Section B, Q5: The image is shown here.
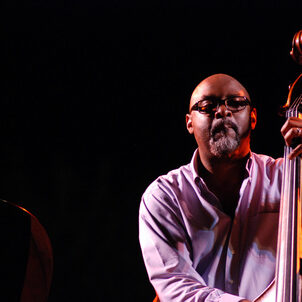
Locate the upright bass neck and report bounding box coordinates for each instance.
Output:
[276,125,302,301]
[275,30,302,302]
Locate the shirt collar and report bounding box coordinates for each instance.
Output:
[190,149,200,182]
[190,148,254,182]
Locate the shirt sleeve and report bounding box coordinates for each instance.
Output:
[139,185,245,302]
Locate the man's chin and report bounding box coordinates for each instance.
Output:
[209,137,239,158]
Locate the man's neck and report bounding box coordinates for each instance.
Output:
[197,147,250,183]
[197,149,250,217]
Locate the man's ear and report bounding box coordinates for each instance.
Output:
[250,107,257,130]
[186,114,194,134]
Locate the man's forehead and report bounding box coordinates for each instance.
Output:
[190,74,250,103]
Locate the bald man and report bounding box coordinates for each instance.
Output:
[139,74,302,301]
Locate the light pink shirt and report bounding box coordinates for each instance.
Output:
[139,150,283,301]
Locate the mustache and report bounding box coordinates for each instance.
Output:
[210,119,239,137]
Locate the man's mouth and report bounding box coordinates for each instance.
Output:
[210,120,238,139]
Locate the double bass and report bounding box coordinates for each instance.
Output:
[257,30,302,302]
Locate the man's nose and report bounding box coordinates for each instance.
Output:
[214,104,232,118]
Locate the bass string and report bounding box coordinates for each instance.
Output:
[285,93,302,301]
[289,94,302,116]
[287,93,302,119]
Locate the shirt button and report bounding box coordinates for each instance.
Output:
[231,249,236,255]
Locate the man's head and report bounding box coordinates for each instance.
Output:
[186,74,257,160]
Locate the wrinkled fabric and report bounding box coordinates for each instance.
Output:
[139,150,283,301]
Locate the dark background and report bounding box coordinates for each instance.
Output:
[2,4,302,302]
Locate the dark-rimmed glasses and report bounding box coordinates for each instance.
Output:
[190,96,251,114]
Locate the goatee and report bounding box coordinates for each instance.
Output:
[209,119,240,157]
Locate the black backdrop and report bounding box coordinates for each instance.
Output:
[2,4,302,302]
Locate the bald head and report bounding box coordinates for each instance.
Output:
[189,74,251,111]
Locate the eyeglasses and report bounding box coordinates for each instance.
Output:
[190,96,251,114]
